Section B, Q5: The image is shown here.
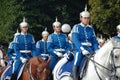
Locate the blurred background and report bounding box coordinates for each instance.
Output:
[0,0,120,49]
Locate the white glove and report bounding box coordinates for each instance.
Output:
[80,47,90,55]
[63,53,67,57]
[82,50,90,55]
[56,52,63,57]
[12,56,16,60]
[20,57,28,63]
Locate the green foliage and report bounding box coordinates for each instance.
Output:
[0,0,87,46]
[89,0,120,36]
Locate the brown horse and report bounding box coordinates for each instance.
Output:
[0,56,51,80]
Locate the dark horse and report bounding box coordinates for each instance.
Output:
[0,56,51,80]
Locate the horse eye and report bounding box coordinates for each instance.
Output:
[114,55,118,59]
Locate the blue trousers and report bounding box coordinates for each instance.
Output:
[13,53,32,75]
[74,51,84,67]
[49,56,61,71]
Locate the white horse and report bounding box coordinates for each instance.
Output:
[0,48,5,67]
[53,38,120,80]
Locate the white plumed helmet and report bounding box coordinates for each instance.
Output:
[19,17,29,27]
[80,4,90,18]
[14,28,20,36]
[61,24,71,33]
[42,28,49,37]
[116,24,120,30]
[52,17,61,27]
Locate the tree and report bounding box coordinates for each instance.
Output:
[0,0,21,45]
[89,0,120,37]
[0,0,87,46]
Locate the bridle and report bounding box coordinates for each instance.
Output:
[86,47,120,80]
[26,61,48,80]
[110,47,120,79]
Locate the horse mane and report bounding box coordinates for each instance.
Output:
[94,40,113,65]
[37,57,51,67]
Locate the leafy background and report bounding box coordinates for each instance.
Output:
[0,0,119,50]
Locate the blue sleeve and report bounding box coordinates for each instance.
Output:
[13,36,21,59]
[31,36,37,57]
[47,35,55,56]
[72,25,82,52]
[36,41,41,56]
[8,48,13,60]
[14,43,21,59]
[64,35,72,53]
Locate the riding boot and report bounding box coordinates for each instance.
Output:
[73,65,79,80]
[48,71,53,80]
[11,74,17,80]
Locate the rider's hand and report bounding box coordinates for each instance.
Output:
[20,57,28,63]
[80,47,90,55]
[56,52,63,57]
[82,50,90,55]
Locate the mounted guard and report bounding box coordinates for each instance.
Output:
[71,5,99,80]
[36,28,49,61]
[11,17,36,80]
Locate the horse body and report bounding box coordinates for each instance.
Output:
[0,57,50,80]
[82,41,113,80]
[54,40,120,80]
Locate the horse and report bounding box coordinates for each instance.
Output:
[0,46,6,67]
[53,38,120,80]
[0,56,51,80]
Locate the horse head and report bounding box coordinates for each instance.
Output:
[96,38,120,79]
[28,57,51,80]
[109,38,120,79]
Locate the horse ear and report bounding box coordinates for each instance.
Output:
[46,58,51,65]
[37,57,44,63]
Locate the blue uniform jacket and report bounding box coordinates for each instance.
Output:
[72,23,99,54]
[13,33,36,59]
[8,41,16,60]
[47,32,71,57]
[36,39,48,56]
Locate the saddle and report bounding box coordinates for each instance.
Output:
[1,63,25,80]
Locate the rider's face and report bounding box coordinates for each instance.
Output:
[53,26,61,33]
[20,26,28,33]
[80,17,90,25]
[42,36,48,41]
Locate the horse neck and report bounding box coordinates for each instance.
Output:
[0,49,3,58]
[94,41,113,67]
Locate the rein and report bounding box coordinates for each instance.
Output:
[85,54,112,80]
[86,47,120,80]
[27,63,35,80]
[110,47,120,79]
[26,60,48,80]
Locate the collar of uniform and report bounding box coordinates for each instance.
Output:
[21,32,27,35]
[69,40,72,43]
[42,39,46,42]
[80,23,89,27]
[54,32,60,35]
[118,35,120,37]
